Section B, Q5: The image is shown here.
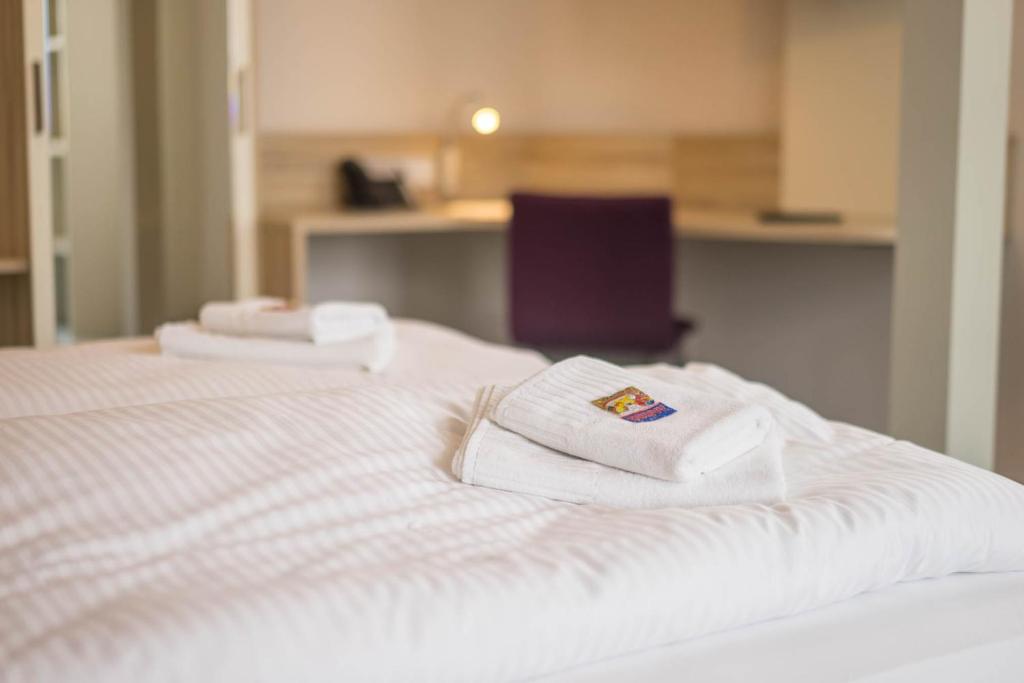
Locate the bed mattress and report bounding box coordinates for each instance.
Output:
[2,331,1023,682]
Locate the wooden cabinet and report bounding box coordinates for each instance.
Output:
[0,1,56,347]
[2,0,257,346]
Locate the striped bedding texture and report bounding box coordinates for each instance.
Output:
[0,319,548,419]
[2,345,1024,681]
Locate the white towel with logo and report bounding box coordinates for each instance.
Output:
[199,298,389,345]
[454,385,786,508]
[156,321,395,373]
[491,355,774,481]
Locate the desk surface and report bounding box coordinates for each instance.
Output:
[292,199,897,247]
[265,200,896,301]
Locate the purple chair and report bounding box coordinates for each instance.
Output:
[509,193,694,353]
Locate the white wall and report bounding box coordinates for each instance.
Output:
[781,0,903,215]
[256,0,783,134]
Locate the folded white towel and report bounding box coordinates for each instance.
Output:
[491,356,774,481]
[156,321,395,372]
[454,386,785,508]
[199,298,389,346]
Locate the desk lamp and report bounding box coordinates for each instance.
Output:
[438,95,501,199]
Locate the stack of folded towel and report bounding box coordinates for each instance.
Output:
[156,298,395,372]
[452,355,784,509]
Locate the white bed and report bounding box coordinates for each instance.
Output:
[2,321,1023,682]
[0,319,549,419]
[546,571,1024,682]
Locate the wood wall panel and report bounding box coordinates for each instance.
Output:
[258,132,780,217]
[258,134,440,222]
[457,134,674,198]
[673,134,779,209]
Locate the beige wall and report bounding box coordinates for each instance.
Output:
[67,0,236,338]
[66,0,136,339]
[198,0,235,307]
[889,0,1013,469]
[228,0,258,299]
[256,0,783,134]
[156,0,204,322]
[996,0,1024,481]
[133,0,234,329]
[162,0,234,320]
[781,0,903,215]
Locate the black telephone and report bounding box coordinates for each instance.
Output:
[339,158,413,209]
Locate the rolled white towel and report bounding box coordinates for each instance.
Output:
[156,321,395,373]
[199,298,389,345]
[453,386,786,508]
[491,355,774,482]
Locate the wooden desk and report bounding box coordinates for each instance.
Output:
[263,199,896,301]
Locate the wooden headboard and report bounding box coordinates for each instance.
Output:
[258,132,780,220]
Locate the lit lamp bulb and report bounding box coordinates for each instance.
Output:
[470,107,501,135]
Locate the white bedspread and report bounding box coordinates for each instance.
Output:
[0,319,548,419]
[545,571,1024,682]
[3,363,1023,682]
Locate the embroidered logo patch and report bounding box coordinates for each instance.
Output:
[591,386,676,423]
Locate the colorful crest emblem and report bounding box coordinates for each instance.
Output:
[591,386,676,423]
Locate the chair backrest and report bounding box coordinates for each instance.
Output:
[509,192,675,350]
